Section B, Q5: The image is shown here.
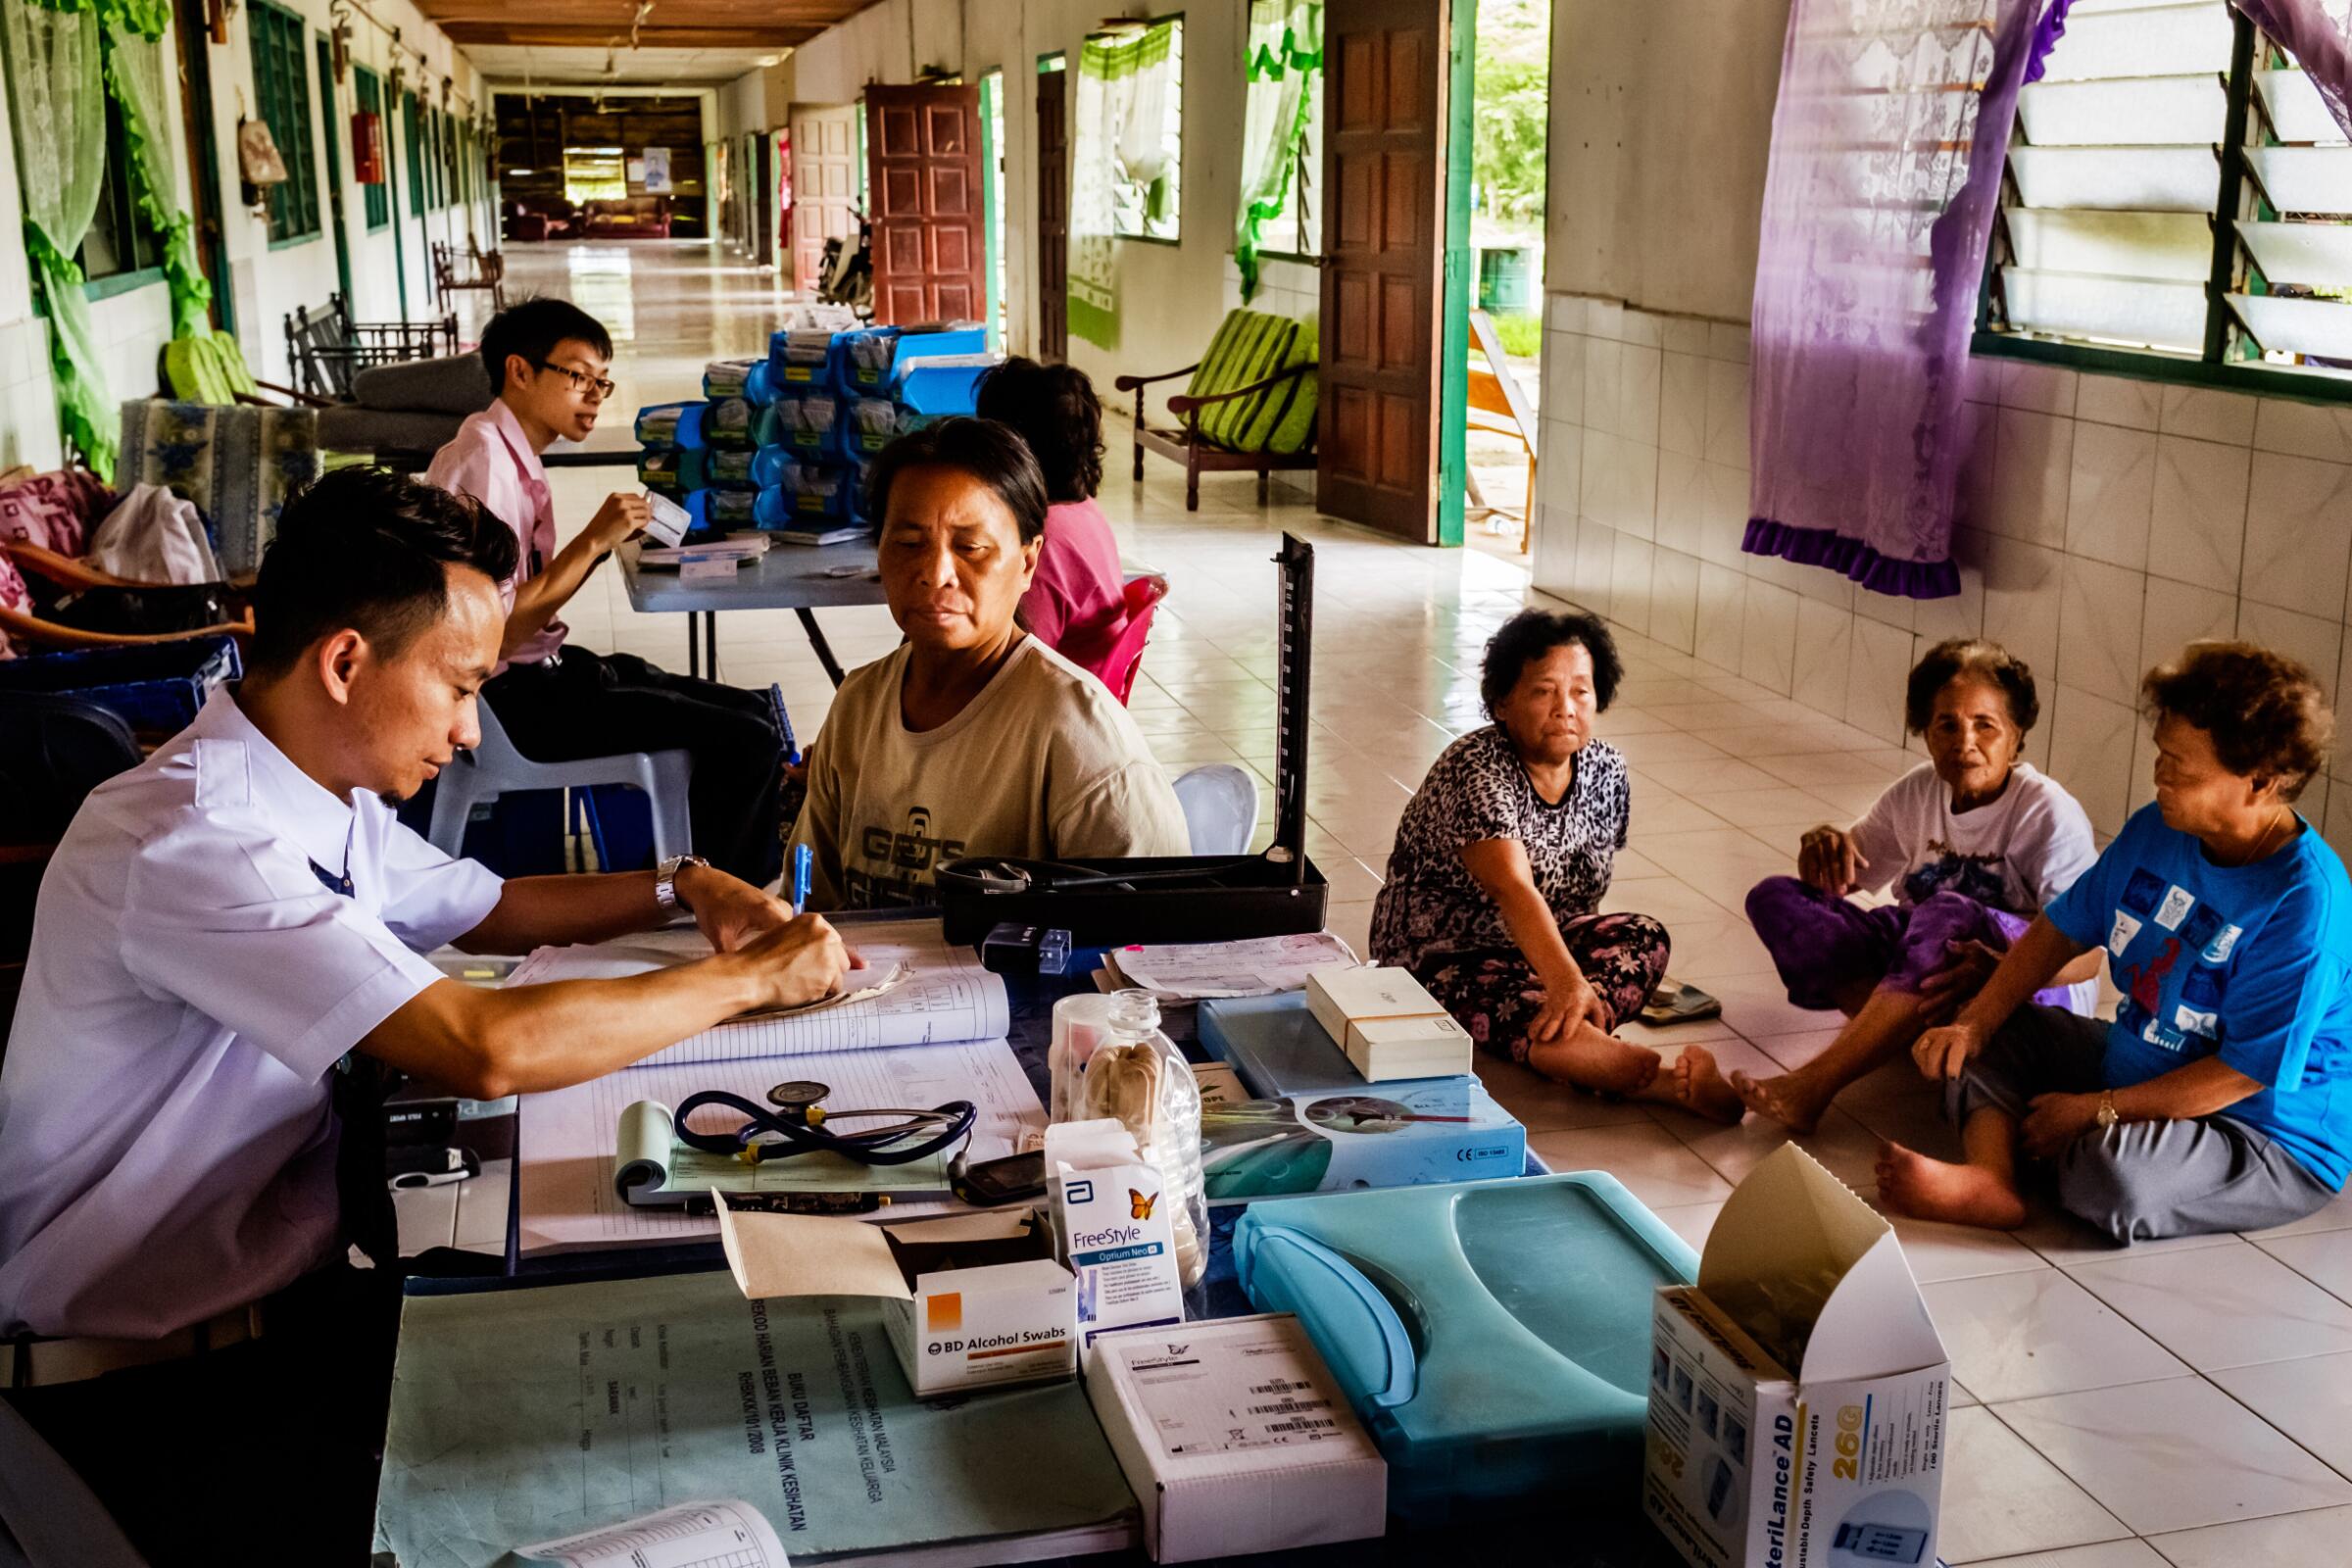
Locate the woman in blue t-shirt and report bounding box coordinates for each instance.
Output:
[1883,641,2350,1241]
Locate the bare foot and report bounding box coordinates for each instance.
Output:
[1526,1032,1662,1097]
[1731,1068,1834,1136]
[1643,1046,1746,1125]
[1874,1140,2028,1230]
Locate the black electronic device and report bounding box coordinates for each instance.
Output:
[950,1149,1048,1206]
[938,534,1328,945]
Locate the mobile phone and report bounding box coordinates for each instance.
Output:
[951,1150,1048,1206]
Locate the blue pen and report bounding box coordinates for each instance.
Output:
[791,843,813,914]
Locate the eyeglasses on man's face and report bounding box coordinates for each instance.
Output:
[535,360,615,401]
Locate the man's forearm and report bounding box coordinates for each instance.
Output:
[1959,915,2084,1033]
[456,869,665,955]
[2111,1056,2263,1123]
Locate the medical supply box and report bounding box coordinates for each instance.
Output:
[1085,1313,1387,1563]
[1200,1082,1524,1201]
[716,1200,1076,1398]
[1643,1145,1951,1568]
[1232,1172,1695,1519]
[1046,1121,1188,1361]
[1303,966,1473,1080]
[1202,990,1471,1098]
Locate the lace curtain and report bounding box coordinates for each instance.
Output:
[1234,0,1321,302]
[1070,37,1122,347]
[101,8,212,341]
[3,0,112,476]
[1744,0,2079,600]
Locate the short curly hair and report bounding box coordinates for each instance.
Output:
[1904,638,2040,735]
[2141,641,2333,800]
[1480,610,1622,720]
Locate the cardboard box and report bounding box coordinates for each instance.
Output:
[1085,1313,1387,1563]
[1642,1147,1951,1568]
[1047,1120,1188,1362]
[1303,966,1472,1081]
[716,1198,1076,1397]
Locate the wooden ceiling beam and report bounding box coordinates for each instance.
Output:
[443,24,814,48]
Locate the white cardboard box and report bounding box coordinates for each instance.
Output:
[1047,1120,1188,1364]
[716,1198,1076,1397]
[1303,965,1471,1080]
[1085,1313,1387,1563]
[1643,1146,1951,1568]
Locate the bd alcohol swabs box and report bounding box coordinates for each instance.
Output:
[1643,1146,1951,1568]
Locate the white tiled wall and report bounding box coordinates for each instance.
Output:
[1220,255,1320,323]
[1530,290,2352,860]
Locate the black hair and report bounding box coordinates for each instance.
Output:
[1480,609,1623,719]
[478,296,613,393]
[864,417,1051,545]
[1904,638,2040,735]
[973,357,1104,504]
[249,466,519,673]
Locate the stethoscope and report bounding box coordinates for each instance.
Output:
[673,1080,977,1165]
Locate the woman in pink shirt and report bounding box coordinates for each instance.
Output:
[975,358,1132,691]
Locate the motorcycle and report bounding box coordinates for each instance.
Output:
[815,205,874,317]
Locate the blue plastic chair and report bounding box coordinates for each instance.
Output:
[1171,763,1260,855]
[427,697,692,864]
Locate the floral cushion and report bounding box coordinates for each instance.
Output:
[118,400,320,577]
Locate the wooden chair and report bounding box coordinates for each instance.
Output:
[284,293,460,402]
[0,540,254,652]
[432,239,508,313]
[1115,310,1319,512]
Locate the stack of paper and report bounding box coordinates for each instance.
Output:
[1102,932,1360,1001]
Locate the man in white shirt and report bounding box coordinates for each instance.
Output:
[0,467,846,1563]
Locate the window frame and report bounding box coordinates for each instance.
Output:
[247,0,321,245]
[355,67,390,231]
[1253,48,1321,267]
[406,91,426,220]
[1107,12,1185,247]
[1974,6,2352,406]
[78,92,167,286]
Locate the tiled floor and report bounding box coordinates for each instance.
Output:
[511,240,2352,1565]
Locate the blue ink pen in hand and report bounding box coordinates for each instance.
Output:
[791,843,813,915]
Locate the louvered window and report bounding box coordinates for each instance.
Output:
[1984,0,2352,385]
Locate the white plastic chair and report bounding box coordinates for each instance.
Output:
[1172,763,1260,855]
[426,696,694,862]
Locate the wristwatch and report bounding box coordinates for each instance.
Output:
[2094,1090,2120,1130]
[654,854,710,912]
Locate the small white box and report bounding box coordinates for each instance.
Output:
[642,488,690,547]
[1085,1313,1386,1563]
[1047,1121,1187,1364]
[716,1199,1077,1398]
[1304,965,1471,1080]
[1643,1146,1952,1568]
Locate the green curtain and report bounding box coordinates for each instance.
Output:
[1233,0,1320,304]
[100,8,212,341]
[1069,36,1122,348]
[2,0,113,476]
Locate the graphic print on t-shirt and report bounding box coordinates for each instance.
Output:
[847,805,965,906]
[1900,842,2013,908]
[2111,875,2235,1058]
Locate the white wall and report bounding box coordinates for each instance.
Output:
[1527,0,2352,868]
[0,0,489,470]
[786,0,1279,422]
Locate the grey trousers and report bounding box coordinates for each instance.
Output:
[1947,1004,2338,1243]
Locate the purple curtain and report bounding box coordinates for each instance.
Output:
[1743,0,2074,601]
[2234,0,2352,135]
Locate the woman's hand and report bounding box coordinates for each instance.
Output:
[2022,1092,2103,1160]
[1532,967,1611,1044]
[1913,1020,1984,1082]
[1915,938,2004,1023]
[1798,824,1868,896]
[735,915,852,1011]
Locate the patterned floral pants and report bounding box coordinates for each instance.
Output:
[1413,911,1673,1065]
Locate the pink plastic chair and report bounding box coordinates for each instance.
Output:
[1102,573,1168,706]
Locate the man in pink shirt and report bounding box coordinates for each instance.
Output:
[974,358,1134,692]
[426,299,784,883]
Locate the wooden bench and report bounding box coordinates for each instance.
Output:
[432,239,508,312]
[1114,309,1319,511]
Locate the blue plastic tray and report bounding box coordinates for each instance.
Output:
[1201,991,1473,1099]
[1232,1173,1696,1520]
[0,634,242,734]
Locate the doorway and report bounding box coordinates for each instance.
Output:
[1034,53,1068,362]
[790,105,858,294]
[864,83,984,324]
[172,0,229,329]
[1459,0,1549,556]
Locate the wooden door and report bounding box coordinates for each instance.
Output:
[1318,0,1446,542]
[172,0,228,328]
[1035,68,1069,363]
[865,83,984,325]
[791,105,858,295]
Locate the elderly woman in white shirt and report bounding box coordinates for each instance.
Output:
[1734,639,2104,1133]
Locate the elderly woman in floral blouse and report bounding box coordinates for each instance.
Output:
[1369,610,1740,1120]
